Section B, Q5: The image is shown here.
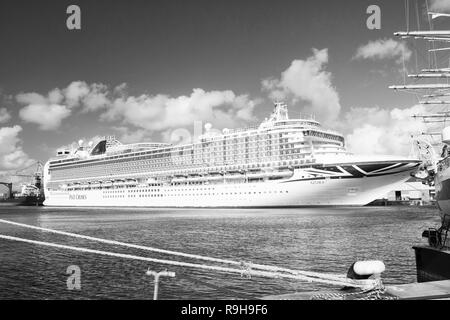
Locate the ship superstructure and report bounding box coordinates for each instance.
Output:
[43,102,419,207]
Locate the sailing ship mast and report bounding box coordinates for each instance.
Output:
[390,5,450,143]
[388,2,450,179]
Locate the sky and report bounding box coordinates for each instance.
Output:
[1,0,450,186]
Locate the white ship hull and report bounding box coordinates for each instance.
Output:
[435,163,450,220]
[43,103,420,208]
[44,165,417,207]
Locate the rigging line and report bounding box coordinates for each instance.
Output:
[416,0,421,31]
[425,0,438,69]
[409,39,434,69]
[402,0,410,86]
[415,43,419,75]
[0,234,377,289]
[403,46,407,85]
[415,0,421,73]
[0,218,344,280]
[405,0,410,32]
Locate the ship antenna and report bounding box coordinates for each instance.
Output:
[272,101,289,121]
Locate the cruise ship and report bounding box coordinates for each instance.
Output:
[43,102,420,207]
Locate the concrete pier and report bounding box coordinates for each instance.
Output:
[261,280,450,300]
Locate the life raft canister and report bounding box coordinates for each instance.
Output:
[347,260,385,280]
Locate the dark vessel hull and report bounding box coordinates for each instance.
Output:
[0,196,44,206]
[413,246,450,282]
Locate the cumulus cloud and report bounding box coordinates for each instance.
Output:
[63,81,110,111]
[16,92,49,105]
[81,84,110,112]
[19,104,71,131]
[64,81,90,107]
[354,38,412,64]
[102,88,260,132]
[0,108,11,123]
[16,90,71,130]
[112,127,153,144]
[430,0,450,12]
[0,125,33,171]
[16,81,258,133]
[344,105,427,156]
[16,81,110,130]
[261,48,341,124]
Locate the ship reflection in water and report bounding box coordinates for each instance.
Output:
[0,206,440,299]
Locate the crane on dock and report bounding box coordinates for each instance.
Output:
[13,161,44,190]
[0,161,44,201]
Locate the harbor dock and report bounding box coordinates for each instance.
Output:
[261,280,450,300]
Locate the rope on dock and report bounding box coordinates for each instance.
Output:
[0,219,349,283]
[310,287,398,300]
[0,233,380,289]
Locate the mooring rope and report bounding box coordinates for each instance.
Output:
[0,234,379,289]
[0,219,348,283]
[310,287,398,300]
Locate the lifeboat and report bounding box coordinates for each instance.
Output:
[113,180,125,187]
[204,175,223,181]
[224,172,244,180]
[246,171,268,179]
[72,182,82,190]
[186,175,203,182]
[113,179,124,186]
[90,181,101,188]
[102,181,113,188]
[125,179,137,186]
[172,176,187,183]
[267,170,294,179]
